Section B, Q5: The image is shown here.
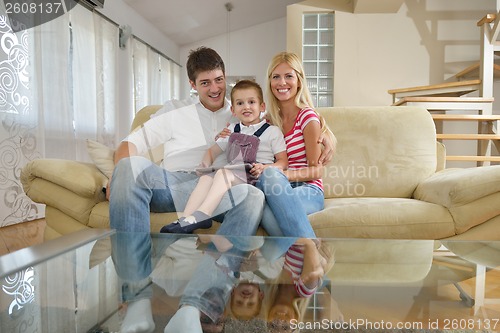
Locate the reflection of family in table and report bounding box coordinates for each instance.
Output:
[107,46,337,332]
[153,234,336,333]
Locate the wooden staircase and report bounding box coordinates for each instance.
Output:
[388,12,500,167]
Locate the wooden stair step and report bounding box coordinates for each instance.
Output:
[447,155,500,162]
[437,134,500,140]
[477,13,496,26]
[432,114,500,121]
[455,63,500,80]
[388,79,481,100]
[393,96,494,106]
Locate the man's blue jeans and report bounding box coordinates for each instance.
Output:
[109,156,264,302]
[256,167,323,261]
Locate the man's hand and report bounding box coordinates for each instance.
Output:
[105,175,111,201]
[317,132,336,165]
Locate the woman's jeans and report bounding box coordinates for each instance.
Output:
[109,156,264,302]
[256,167,324,261]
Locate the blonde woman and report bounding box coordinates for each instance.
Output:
[257,51,337,260]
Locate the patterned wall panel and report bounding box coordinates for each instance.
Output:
[0,15,43,227]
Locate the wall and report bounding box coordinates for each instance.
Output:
[289,0,498,167]
[183,1,499,167]
[179,18,288,99]
[288,0,496,106]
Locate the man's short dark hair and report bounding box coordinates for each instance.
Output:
[186,47,225,83]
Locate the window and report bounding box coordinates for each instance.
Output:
[132,38,181,113]
[0,4,181,227]
[303,13,334,107]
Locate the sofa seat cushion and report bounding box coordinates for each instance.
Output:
[439,240,500,268]
[89,202,268,235]
[309,197,455,239]
[89,201,180,232]
[45,206,89,238]
[25,178,100,224]
[329,239,434,283]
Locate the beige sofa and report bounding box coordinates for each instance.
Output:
[21,105,500,242]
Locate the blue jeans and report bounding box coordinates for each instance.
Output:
[255,167,324,261]
[109,156,264,302]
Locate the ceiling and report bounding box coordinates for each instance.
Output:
[120,0,405,46]
[122,0,302,46]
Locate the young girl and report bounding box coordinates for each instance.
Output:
[257,51,337,260]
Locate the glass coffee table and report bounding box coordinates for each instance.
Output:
[0,229,499,333]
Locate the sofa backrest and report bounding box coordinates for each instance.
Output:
[318,106,437,199]
[133,105,438,199]
[131,105,164,164]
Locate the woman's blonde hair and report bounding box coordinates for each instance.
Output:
[262,282,310,332]
[266,52,336,156]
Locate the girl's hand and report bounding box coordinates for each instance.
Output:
[215,123,231,141]
[199,160,210,168]
[196,161,212,176]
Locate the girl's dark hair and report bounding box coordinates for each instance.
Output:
[186,46,225,83]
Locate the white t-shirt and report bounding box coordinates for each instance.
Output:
[125,98,235,171]
[216,120,286,164]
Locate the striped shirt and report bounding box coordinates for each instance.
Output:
[284,244,319,298]
[284,108,323,190]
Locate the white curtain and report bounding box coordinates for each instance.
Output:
[30,6,119,161]
[71,6,118,158]
[132,38,148,112]
[1,4,180,226]
[32,12,73,159]
[133,38,181,112]
[172,61,180,100]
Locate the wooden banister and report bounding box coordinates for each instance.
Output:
[477,13,496,26]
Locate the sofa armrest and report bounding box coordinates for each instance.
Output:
[22,159,108,198]
[21,159,108,223]
[413,165,500,207]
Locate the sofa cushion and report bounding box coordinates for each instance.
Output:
[329,239,434,283]
[450,192,500,234]
[23,177,102,223]
[309,197,455,239]
[318,106,437,199]
[89,201,180,232]
[86,139,115,179]
[45,206,89,239]
[440,240,500,268]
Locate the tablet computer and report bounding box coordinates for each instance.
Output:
[195,163,252,174]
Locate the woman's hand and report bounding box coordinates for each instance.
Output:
[215,123,231,141]
[249,163,266,179]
